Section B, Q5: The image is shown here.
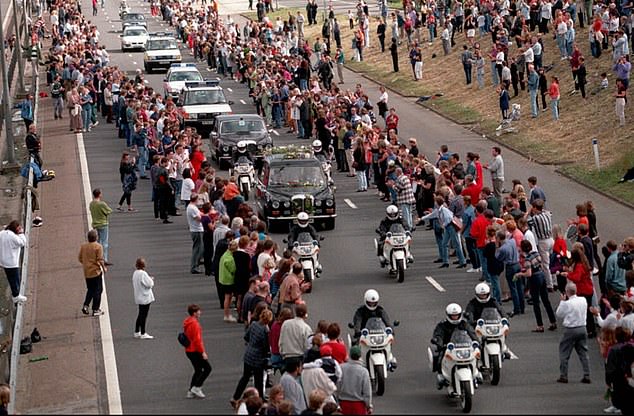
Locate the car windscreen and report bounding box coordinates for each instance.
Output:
[184,89,227,105]
[123,14,144,21]
[269,165,326,189]
[220,119,265,134]
[124,29,146,36]
[146,39,177,50]
[169,71,202,82]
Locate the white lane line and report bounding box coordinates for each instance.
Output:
[239,99,246,105]
[226,87,233,92]
[425,276,446,292]
[128,53,132,57]
[132,61,137,65]
[76,133,123,414]
[508,349,519,360]
[344,198,357,209]
[272,129,279,136]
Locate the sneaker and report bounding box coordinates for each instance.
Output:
[12,295,27,303]
[604,405,622,414]
[139,333,154,339]
[186,390,195,399]
[116,206,125,212]
[92,309,105,316]
[134,332,141,338]
[580,376,591,384]
[466,267,478,273]
[190,386,205,398]
[82,306,90,315]
[224,315,237,323]
[92,121,99,127]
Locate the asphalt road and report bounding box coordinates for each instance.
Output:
[80,0,619,413]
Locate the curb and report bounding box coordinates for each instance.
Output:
[554,168,634,211]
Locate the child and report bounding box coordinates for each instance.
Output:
[601,72,608,89]
[318,345,342,384]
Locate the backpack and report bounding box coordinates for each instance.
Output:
[618,252,634,271]
[177,330,190,347]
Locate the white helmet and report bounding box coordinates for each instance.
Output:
[475,283,491,303]
[386,205,399,220]
[445,303,463,325]
[364,289,379,310]
[297,212,310,228]
[237,140,247,153]
[312,139,322,153]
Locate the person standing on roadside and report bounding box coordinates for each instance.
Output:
[390,38,399,72]
[187,194,204,275]
[89,189,113,266]
[0,221,27,304]
[549,76,561,121]
[338,345,372,415]
[483,146,505,201]
[78,229,106,317]
[555,282,591,384]
[19,94,34,129]
[183,304,212,399]
[132,257,155,339]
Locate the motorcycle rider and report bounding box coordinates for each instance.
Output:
[464,283,507,326]
[352,289,397,370]
[232,140,254,166]
[430,303,480,389]
[312,139,328,159]
[376,205,412,267]
[287,212,322,274]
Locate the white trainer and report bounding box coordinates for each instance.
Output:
[186,390,195,399]
[466,267,477,273]
[134,332,141,338]
[12,295,27,304]
[139,333,154,339]
[224,315,237,323]
[190,386,205,398]
[603,406,622,414]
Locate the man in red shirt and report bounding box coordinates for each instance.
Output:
[462,174,481,205]
[470,202,494,282]
[385,107,399,134]
[321,322,348,364]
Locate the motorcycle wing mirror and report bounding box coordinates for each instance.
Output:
[319,236,324,241]
[347,322,354,329]
[282,239,288,244]
[393,320,400,327]
[228,100,235,105]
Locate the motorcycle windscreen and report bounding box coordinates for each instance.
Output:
[297,232,314,244]
[450,330,473,348]
[366,317,387,333]
[481,308,502,324]
[236,156,252,165]
[389,223,406,234]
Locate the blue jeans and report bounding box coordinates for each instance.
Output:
[82,106,91,130]
[428,24,435,42]
[557,34,567,57]
[441,225,466,265]
[356,170,367,191]
[550,98,559,120]
[296,119,304,138]
[529,89,538,116]
[96,226,109,262]
[137,146,148,177]
[3,267,21,297]
[490,61,499,85]
[400,203,413,231]
[463,64,472,84]
[299,78,308,91]
[505,263,525,314]
[433,220,444,260]
[487,273,502,304]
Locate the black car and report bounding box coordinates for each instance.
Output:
[255,151,336,231]
[121,13,147,30]
[210,114,273,170]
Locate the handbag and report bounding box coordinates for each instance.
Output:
[451,216,463,231]
[177,330,190,347]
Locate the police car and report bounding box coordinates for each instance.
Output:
[120,25,148,51]
[143,33,181,73]
[178,79,233,133]
[163,63,203,101]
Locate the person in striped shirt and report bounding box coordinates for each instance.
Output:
[527,199,554,289]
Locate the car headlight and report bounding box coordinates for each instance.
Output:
[315,200,322,207]
[271,201,280,209]
[222,145,229,153]
[283,201,291,208]
[325,199,334,207]
[189,113,198,119]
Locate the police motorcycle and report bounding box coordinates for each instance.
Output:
[375,207,413,283]
[230,141,256,201]
[283,212,323,289]
[119,0,130,18]
[475,307,509,386]
[428,304,481,413]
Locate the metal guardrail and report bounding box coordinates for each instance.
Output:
[8,67,38,414]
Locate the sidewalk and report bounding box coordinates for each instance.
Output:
[15,84,103,413]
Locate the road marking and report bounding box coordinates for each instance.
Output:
[272,129,279,136]
[425,276,446,292]
[132,61,137,65]
[239,99,246,105]
[226,87,232,92]
[344,198,357,209]
[76,132,123,414]
[508,349,519,359]
[128,53,132,57]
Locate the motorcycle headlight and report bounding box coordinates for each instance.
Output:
[325,199,334,207]
[476,319,485,328]
[283,201,291,208]
[271,201,280,209]
[486,326,500,335]
[370,335,385,345]
[456,349,471,360]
